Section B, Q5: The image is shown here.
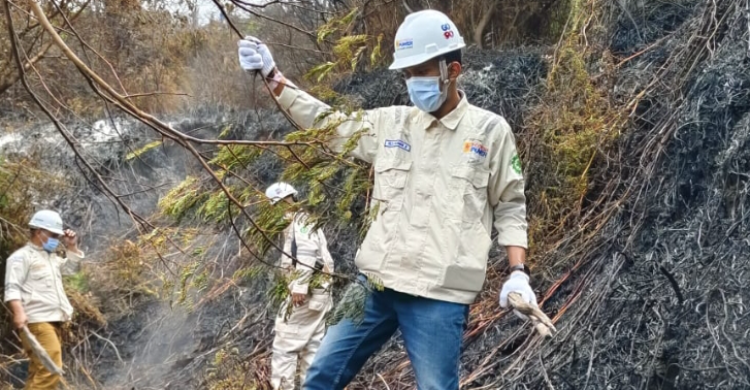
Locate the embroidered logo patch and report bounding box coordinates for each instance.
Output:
[511,154,523,174]
[384,139,411,152]
[463,141,487,158]
[396,39,413,50]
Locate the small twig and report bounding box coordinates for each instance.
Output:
[124,91,192,98]
[88,330,124,364]
[539,349,556,390]
[508,292,557,337]
[377,373,392,390]
[658,265,685,305]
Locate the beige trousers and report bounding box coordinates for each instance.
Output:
[20,322,63,390]
[271,292,331,390]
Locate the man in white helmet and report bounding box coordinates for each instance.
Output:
[265,182,335,390]
[239,10,536,389]
[4,210,83,389]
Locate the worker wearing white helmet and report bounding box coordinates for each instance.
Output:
[264,182,335,390]
[239,10,535,390]
[4,210,84,389]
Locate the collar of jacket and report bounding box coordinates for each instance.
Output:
[416,90,469,131]
[26,242,46,253]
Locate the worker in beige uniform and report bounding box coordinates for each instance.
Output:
[4,210,83,390]
[240,10,537,390]
[265,182,335,390]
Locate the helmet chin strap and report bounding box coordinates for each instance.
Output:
[439,59,451,86]
[435,59,451,108]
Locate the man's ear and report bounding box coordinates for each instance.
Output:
[448,62,462,81]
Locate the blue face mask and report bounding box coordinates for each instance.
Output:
[406,76,448,113]
[43,237,59,253]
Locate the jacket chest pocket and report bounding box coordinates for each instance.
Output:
[374,159,412,211]
[29,263,53,288]
[451,164,490,222]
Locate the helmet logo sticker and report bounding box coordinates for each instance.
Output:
[441,23,454,39]
[396,38,413,50]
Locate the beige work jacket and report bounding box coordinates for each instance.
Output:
[280,212,335,297]
[277,87,527,304]
[4,243,83,323]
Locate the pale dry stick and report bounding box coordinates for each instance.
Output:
[377,373,392,390]
[507,292,557,337]
[88,330,124,364]
[20,326,65,376]
[539,349,556,390]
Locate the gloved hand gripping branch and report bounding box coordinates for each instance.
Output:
[499,271,556,337]
[499,270,538,319]
[237,36,285,89]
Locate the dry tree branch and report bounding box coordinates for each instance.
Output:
[4,1,192,276]
[17,0,351,281]
[20,326,64,376]
[0,0,89,86]
[226,0,318,40]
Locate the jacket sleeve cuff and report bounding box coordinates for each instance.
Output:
[497,227,528,249]
[4,289,21,302]
[277,84,299,111]
[66,248,85,259]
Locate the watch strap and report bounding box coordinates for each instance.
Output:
[510,264,530,276]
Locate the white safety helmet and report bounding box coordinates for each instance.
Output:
[389,10,466,70]
[28,209,64,235]
[265,182,298,205]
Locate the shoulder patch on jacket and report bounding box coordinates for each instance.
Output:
[511,154,523,174]
[7,248,28,263]
[9,254,24,263]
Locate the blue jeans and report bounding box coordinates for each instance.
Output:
[303,279,469,390]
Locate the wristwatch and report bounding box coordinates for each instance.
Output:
[510,264,530,276]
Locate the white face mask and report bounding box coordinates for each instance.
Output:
[405,60,451,113]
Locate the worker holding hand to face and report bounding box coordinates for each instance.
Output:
[4,210,83,390]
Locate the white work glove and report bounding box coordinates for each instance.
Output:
[237,36,276,77]
[499,270,538,320]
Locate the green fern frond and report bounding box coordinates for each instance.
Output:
[371,33,383,66]
[126,140,162,161]
[339,7,359,26]
[328,280,368,326]
[305,62,337,82]
[158,176,208,219]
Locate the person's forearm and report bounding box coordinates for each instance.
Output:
[267,68,285,97]
[506,246,526,268]
[8,300,24,317]
[67,246,83,257]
